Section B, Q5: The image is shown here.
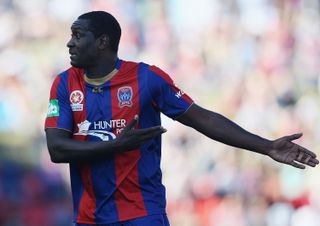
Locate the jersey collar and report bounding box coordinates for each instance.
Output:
[84,58,122,86]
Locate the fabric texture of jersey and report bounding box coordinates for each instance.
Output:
[45,59,193,224]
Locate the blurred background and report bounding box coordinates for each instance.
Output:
[0,0,320,225]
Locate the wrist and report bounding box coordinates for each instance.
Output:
[104,139,121,154]
[260,139,274,155]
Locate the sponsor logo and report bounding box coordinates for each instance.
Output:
[93,119,126,130]
[117,86,133,108]
[47,99,59,117]
[174,83,185,98]
[70,90,84,111]
[74,119,127,141]
[175,90,185,98]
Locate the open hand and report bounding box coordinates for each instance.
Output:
[116,115,167,152]
[268,133,319,169]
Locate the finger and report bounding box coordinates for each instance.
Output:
[304,159,318,167]
[146,127,167,137]
[285,133,303,141]
[130,129,166,148]
[306,161,318,167]
[140,128,167,139]
[296,152,304,162]
[295,152,319,167]
[310,158,320,165]
[298,146,317,158]
[302,156,319,165]
[303,155,311,164]
[122,115,139,134]
[135,127,167,141]
[290,161,306,169]
[136,126,167,135]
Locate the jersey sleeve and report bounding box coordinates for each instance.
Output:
[44,74,73,131]
[147,65,194,119]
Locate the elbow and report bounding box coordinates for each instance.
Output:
[49,154,64,163]
[47,142,66,163]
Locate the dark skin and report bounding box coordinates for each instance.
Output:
[46,18,319,169]
[47,19,167,163]
[46,116,166,163]
[67,19,117,78]
[177,105,318,169]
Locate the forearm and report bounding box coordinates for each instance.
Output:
[178,105,273,155]
[47,137,120,163]
[199,112,272,154]
[45,122,166,164]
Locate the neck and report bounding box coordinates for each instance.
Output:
[84,68,118,85]
[85,54,118,79]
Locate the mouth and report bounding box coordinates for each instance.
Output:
[69,53,77,61]
[69,49,77,56]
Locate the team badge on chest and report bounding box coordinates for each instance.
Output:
[70,90,84,111]
[117,86,133,108]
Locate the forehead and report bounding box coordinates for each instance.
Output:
[70,19,90,31]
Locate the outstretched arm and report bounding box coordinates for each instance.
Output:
[177,104,319,169]
[46,116,166,163]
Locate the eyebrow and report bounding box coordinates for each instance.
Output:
[71,26,86,31]
[71,22,89,31]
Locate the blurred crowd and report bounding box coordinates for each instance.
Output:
[0,0,320,225]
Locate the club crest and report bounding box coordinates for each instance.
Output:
[117,86,133,108]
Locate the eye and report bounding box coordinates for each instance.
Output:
[71,32,82,39]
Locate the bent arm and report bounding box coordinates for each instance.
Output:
[46,116,167,163]
[45,128,120,163]
[177,104,273,154]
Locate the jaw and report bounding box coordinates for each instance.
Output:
[70,57,98,70]
[69,54,87,68]
[69,54,77,64]
[69,57,81,68]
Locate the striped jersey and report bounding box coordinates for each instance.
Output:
[45,59,193,224]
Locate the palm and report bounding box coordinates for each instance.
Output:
[268,133,318,169]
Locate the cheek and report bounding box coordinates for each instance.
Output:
[81,43,97,58]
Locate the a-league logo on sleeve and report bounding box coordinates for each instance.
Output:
[47,99,59,117]
[117,86,133,108]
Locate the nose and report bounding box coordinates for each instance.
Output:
[67,37,74,48]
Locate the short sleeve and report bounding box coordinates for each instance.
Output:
[44,73,73,131]
[147,65,193,119]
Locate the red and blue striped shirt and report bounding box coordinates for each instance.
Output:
[45,59,193,224]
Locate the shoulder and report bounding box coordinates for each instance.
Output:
[119,60,139,73]
[145,64,173,84]
[50,67,81,88]
[138,61,171,79]
[52,67,84,87]
[148,65,169,78]
[119,59,171,81]
[57,67,83,79]
[119,59,163,74]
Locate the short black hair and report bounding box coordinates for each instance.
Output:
[78,11,121,52]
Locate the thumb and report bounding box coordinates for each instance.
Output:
[285,133,303,141]
[122,115,139,134]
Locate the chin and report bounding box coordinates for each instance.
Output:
[70,61,84,68]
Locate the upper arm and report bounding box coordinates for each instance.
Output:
[46,128,72,147]
[45,128,72,161]
[44,73,73,131]
[176,103,207,128]
[147,65,194,119]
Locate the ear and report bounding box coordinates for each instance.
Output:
[97,34,110,50]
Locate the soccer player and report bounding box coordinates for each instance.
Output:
[45,11,319,226]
